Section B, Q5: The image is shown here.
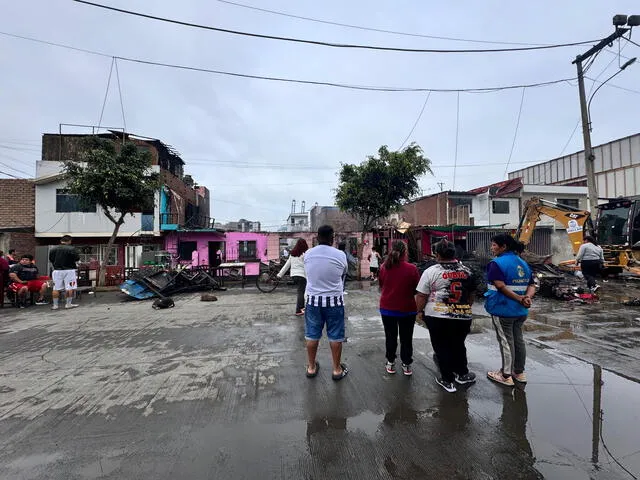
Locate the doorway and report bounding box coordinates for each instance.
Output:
[209,241,225,267]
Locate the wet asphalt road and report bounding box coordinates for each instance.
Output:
[0,283,639,479]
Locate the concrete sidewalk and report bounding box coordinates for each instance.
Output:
[0,287,639,479]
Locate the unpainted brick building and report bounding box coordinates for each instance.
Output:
[0,179,36,256]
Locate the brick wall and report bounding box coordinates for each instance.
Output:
[401,193,449,225]
[0,232,36,257]
[0,179,35,228]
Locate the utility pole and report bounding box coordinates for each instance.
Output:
[573,24,630,216]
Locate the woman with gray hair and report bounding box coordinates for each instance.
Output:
[416,240,478,393]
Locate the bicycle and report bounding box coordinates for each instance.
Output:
[256,260,282,293]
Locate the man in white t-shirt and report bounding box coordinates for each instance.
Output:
[303,225,349,381]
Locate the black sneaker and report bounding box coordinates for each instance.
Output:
[435,377,457,393]
[454,372,477,384]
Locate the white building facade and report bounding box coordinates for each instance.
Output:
[34,161,161,239]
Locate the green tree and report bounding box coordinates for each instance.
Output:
[63,138,161,286]
[335,143,432,273]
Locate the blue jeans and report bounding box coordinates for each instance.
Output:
[305,304,345,342]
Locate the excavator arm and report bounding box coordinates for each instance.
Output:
[515,197,591,255]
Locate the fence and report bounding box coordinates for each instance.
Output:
[467,228,552,262]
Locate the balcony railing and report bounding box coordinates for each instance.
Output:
[160,213,216,230]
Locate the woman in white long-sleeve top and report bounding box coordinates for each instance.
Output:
[278,238,309,316]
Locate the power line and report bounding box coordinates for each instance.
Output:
[189,158,545,170]
[0,143,40,153]
[0,170,21,179]
[624,37,640,49]
[559,41,631,158]
[398,91,431,149]
[73,0,597,54]
[215,0,554,47]
[0,31,111,57]
[452,91,460,190]
[114,58,127,133]
[98,57,115,130]
[0,155,35,177]
[503,87,526,178]
[116,55,576,93]
[0,30,587,94]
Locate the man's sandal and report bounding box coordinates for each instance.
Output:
[331,364,349,381]
[306,361,319,378]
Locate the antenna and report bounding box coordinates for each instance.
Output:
[437,182,445,192]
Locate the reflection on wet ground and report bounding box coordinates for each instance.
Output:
[1,288,640,479]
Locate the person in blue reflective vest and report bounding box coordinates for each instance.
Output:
[484,234,536,387]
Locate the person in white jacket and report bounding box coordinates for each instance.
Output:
[278,238,309,315]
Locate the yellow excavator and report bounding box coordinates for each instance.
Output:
[515,196,640,275]
[516,197,592,256]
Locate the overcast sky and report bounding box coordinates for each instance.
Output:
[1,0,639,229]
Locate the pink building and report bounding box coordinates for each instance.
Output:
[164,230,275,275]
[164,230,374,277]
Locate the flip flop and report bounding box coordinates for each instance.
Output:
[332,364,349,381]
[306,361,319,378]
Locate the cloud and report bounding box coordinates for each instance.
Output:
[1,0,639,227]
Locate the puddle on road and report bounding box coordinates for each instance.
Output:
[470,341,640,479]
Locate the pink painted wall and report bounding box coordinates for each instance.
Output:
[164,232,226,267]
[164,230,374,277]
[224,231,269,275]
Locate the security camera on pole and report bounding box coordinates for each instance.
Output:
[573,14,639,216]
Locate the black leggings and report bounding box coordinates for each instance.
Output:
[381,314,416,365]
[293,276,307,314]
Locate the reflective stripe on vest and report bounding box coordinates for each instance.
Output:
[486,284,528,293]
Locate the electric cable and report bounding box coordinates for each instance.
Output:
[503,87,526,178]
[114,57,127,133]
[0,170,21,179]
[398,91,431,149]
[214,0,554,46]
[72,0,597,54]
[97,57,115,131]
[0,30,587,94]
[624,37,640,49]
[452,91,460,190]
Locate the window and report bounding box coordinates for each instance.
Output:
[492,200,510,214]
[55,189,96,213]
[238,240,257,260]
[76,245,117,265]
[451,197,472,214]
[178,241,197,261]
[557,198,579,210]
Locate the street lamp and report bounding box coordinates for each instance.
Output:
[572,15,638,216]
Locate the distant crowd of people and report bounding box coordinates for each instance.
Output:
[1,235,80,309]
[280,225,538,392]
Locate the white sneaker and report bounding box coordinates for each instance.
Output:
[65,304,79,309]
[51,305,59,310]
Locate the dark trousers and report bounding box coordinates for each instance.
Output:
[425,316,472,383]
[381,314,415,365]
[580,260,601,289]
[293,276,307,314]
[491,315,526,376]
